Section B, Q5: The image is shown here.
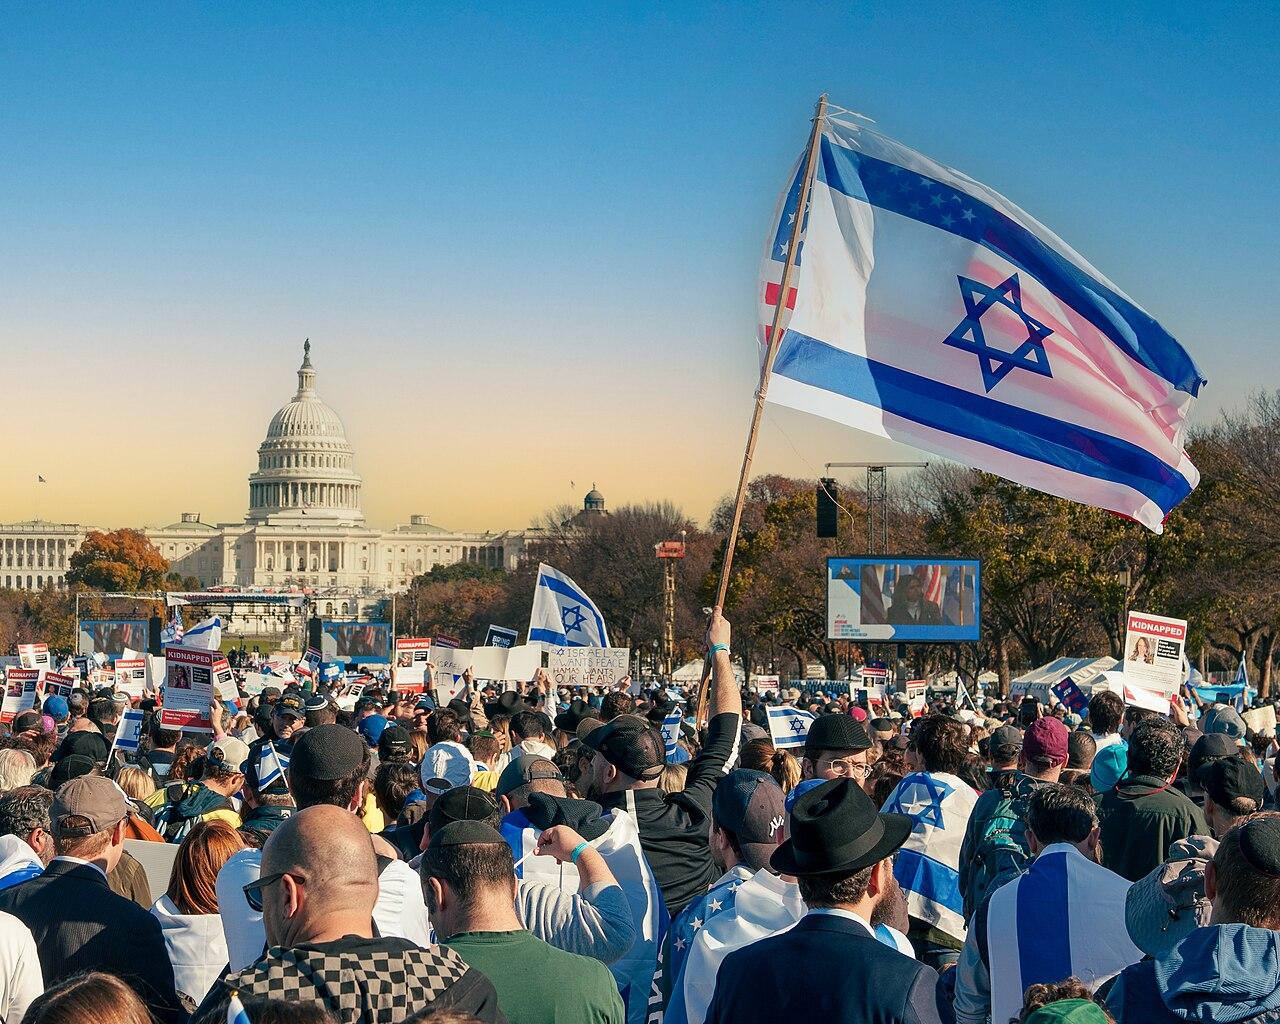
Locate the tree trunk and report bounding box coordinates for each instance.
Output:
[997,635,1011,697]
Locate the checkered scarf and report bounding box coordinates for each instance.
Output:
[223,941,471,1023]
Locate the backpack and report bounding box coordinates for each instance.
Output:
[964,778,1041,920]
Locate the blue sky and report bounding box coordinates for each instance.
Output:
[0,2,1275,529]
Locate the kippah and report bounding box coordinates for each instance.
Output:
[429,819,505,849]
[290,724,366,781]
[304,694,328,712]
[1236,817,1280,878]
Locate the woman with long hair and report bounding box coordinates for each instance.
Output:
[150,819,246,1008]
[23,972,152,1024]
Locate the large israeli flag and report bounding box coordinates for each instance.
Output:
[528,563,610,648]
[760,114,1204,532]
[182,615,222,651]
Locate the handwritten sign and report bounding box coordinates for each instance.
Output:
[548,648,630,688]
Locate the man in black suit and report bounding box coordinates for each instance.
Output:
[0,775,183,1024]
[705,778,946,1024]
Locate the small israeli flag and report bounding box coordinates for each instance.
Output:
[182,616,222,651]
[766,705,816,749]
[257,741,290,789]
[160,610,184,646]
[528,563,610,648]
[661,709,683,759]
[227,992,252,1024]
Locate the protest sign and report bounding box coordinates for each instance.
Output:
[1123,611,1188,697]
[17,643,50,672]
[469,647,510,682]
[501,645,542,683]
[434,634,461,650]
[484,625,519,648]
[433,648,474,704]
[111,709,145,754]
[903,680,927,718]
[320,662,343,684]
[547,648,630,688]
[160,646,227,732]
[71,656,89,679]
[2,669,39,724]
[751,674,781,694]
[41,671,75,700]
[296,647,322,681]
[1050,676,1089,715]
[241,673,269,697]
[1244,704,1278,737]
[114,658,147,699]
[392,637,432,694]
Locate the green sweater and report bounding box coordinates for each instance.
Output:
[445,929,624,1024]
[1096,773,1209,882]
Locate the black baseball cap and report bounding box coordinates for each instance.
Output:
[803,715,871,758]
[378,725,413,762]
[496,755,564,798]
[712,769,787,871]
[990,725,1024,760]
[428,786,498,834]
[582,715,666,781]
[1203,757,1265,810]
[273,692,305,720]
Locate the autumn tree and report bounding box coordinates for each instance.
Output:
[66,529,169,592]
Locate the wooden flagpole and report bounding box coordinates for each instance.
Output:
[695,93,829,723]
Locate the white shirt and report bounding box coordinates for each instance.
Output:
[1092,732,1122,752]
[0,911,41,1024]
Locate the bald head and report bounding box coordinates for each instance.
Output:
[263,805,378,906]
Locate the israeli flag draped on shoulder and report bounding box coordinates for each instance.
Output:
[528,563,610,648]
[760,104,1204,532]
[766,705,815,749]
[182,615,222,651]
[883,769,979,944]
[500,801,666,1024]
[984,844,1140,1024]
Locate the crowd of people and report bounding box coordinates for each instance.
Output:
[0,613,1276,1023]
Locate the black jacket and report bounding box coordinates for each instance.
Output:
[597,711,742,916]
[0,858,184,1024]
[1097,773,1208,882]
[707,914,944,1024]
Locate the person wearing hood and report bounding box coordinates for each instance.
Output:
[1108,813,1280,1023]
[150,819,245,1008]
[153,738,247,843]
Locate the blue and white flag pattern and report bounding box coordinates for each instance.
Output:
[111,709,146,753]
[227,993,252,1024]
[528,563,610,648]
[661,710,684,760]
[983,843,1140,1024]
[883,770,978,944]
[766,705,815,749]
[501,801,666,1024]
[160,610,184,646]
[760,113,1204,532]
[257,741,290,789]
[182,616,222,651]
[1234,655,1250,712]
[662,864,753,1018]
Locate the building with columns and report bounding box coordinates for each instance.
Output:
[0,343,547,596]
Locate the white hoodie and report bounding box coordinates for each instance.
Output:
[150,894,231,1006]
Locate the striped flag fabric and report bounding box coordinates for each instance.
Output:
[765,705,815,749]
[182,616,222,651]
[256,741,290,790]
[760,112,1203,532]
[227,993,252,1024]
[160,610,184,646]
[983,844,1140,1024]
[883,769,979,944]
[528,563,610,648]
[661,709,684,760]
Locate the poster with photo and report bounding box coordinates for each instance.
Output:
[2,669,39,724]
[160,646,223,732]
[17,643,50,672]
[114,658,147,699]
[1124,611,1188,697]
[392,637,433,694]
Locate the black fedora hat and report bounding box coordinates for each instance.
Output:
[770,777,912,877]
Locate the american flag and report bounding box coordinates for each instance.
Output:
[160,610,184,646]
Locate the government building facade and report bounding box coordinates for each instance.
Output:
[0,343,572,597]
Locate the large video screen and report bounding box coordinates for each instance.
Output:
[321,621,391,664]
[79,619,149,658]
[827,558,981,643]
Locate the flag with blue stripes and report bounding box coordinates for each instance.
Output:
[182,616,222,651]
[160,610,184,646]
[760,112,1204,532]
[528,563,610,648]
[1234,655,1250,712]
[661,710,684,760]
[257,741,289,789]
[883,769,979,944]
[984,844,1140,1024]
[765,705,815,749]
[111,709,145,753]
[227,992,252,1024]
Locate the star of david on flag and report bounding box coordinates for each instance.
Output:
[766,705,816,749]
[885,772,955,831]
[759,109,1205,532]
[528,563,610,648]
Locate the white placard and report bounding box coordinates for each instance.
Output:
[1124,610,1188,697]
[547,648,630,688]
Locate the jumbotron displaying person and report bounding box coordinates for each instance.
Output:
[887,575,943,626]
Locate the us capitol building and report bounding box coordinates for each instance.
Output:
[0,343,602,604]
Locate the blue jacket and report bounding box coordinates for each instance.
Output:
[705,913,945,1024]
[1108,924,1280,1023]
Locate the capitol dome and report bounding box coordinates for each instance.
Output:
[246,341,364,524]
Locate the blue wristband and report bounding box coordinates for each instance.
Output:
[709,643,730,658]
[570,841,589,864]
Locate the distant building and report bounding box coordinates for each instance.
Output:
[0,342,536,596]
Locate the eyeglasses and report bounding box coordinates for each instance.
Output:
[243,870,304,912]
[823,757,873,779]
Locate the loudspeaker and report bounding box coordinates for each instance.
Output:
[148,615,163,656]
[307,617,322,651]
[816,478,839,538]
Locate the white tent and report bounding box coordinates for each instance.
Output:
[1010,656,1118,701]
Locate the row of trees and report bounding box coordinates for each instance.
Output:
[7,392,1280,694]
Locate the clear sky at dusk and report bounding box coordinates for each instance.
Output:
[1,2,1275,532]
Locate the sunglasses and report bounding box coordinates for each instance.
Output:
[243,870,304,912]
